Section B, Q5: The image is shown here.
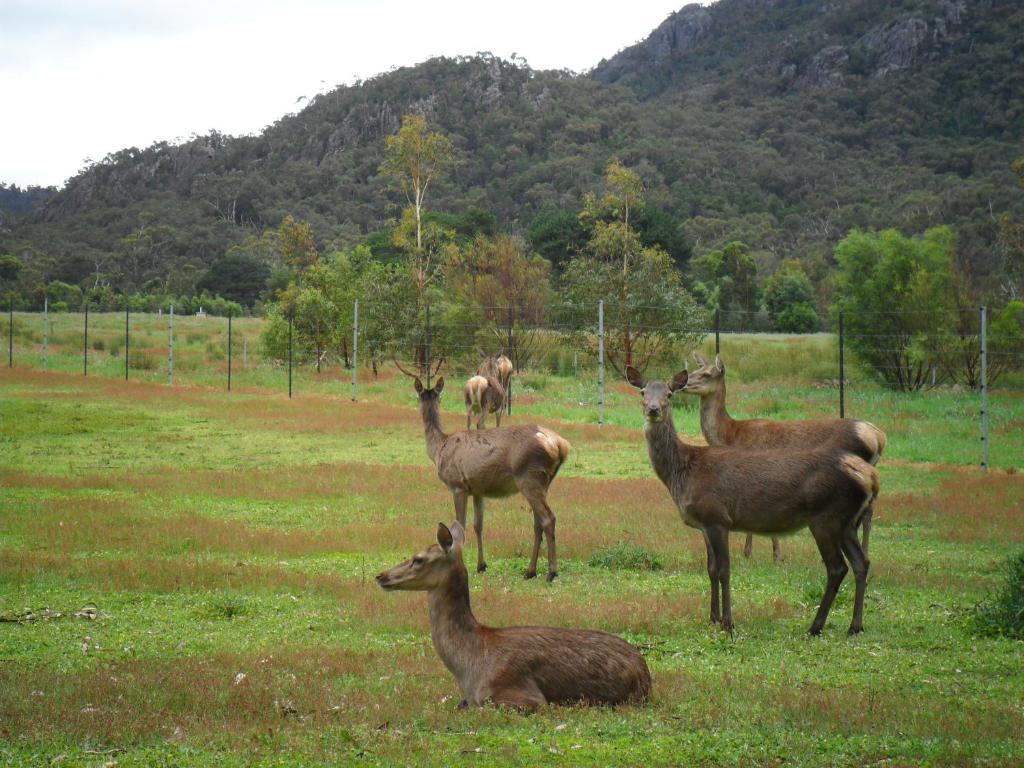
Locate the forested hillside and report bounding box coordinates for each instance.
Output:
[2,0,1022,301]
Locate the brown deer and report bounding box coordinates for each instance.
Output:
[377,521,651,710]
[464,354,506,429]
[626,366,878,635]
[412,376,569,581]
[496,352,513,393]
[684,353,886,561]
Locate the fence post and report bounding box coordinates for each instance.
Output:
[83,303,89,376]
[839,311,845,419]
[7,295,12,367]
[43,296,48,371]
[425,303,432,388]
[506,305,513,415]
[168,304,174,385]
[351,299,358,402]
[288,312,293,399]
[980,305,988,472]
[124,306,129,381]
[227,311,233,392]
[715,308,720,355]
[598,299,605,428]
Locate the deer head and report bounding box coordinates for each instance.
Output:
[376,522,466,591]
[681,352,725,395]
[625,366,688,423]
[414,376,446,402]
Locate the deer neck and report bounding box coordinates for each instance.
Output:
[427,564,483,687]
[421,401,447,464]
[644,410,694,494]
[699,383,733,446]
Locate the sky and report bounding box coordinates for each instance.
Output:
[1,0,694,189]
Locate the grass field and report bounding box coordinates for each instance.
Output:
[2,317,1023,766]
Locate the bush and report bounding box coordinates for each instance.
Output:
[588,543,663,571]
[777,302,819,333]
[129,351,156,370]
[973,549,1024,639]
[92,338,106,352]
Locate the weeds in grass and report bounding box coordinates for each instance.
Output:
[972,549,1024,639]
[588,543,663,571]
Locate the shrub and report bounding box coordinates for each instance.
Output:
[92,338,106,352]
[777,302,819,333]
[972,549,1024,639]
[129,351,156,370]
[588,543,663,571]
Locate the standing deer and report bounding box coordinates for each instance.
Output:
[412,376,569,581]
[626,366,878,635]
[377,521,651,710]
[464,354,506,429]
[684,353,886,560]
[496,353,513,410]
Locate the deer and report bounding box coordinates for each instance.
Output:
[625,366,878,635]
[496,352,513,395]
[409,375,570,581]
[377,521,651,711]
[464,354,506,429]
[683,353,886,561]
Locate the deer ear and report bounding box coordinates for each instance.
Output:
[437,523,454,552]
[434,376,445,394]
[670,369,689,392]
[715,354,724,373]
[625,365,645,389]
[414,378,424,394]
[693,351,708,367]
[448,520,466,548]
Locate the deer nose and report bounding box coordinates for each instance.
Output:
[647,406,661,417]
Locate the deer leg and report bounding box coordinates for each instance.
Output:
[772,537,782,563]
[743,533,753,558]
[466,408,472,431]
[808,522,849,636]
[472,495,487,573]
[453,489,468,530]
[840,527,870,635]
[487,682,546,712]
[859,504,873,560]
[522,486,557,581]
[703,532,720,625]
[524,510,542,580]
[495,407,502,428]
[706,526,733,631]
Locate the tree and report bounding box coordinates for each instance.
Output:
[764,260,819,332]
[197,253,271,307]
[689,241,761,325]
[115,216,176,292]
[381,114,454,254]
[0,254,22,284]
[833,227,957,391]
[997,158,1024,299]
[527,207,588,274]
[277,214,319,272]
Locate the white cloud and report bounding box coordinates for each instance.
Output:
[0,0,690,188]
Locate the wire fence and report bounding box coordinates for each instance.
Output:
[3,301,1023,470]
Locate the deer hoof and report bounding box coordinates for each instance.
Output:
[545,571,558,583]
[847,624,863,637]
[523,570,537,580]
[477,563,487,573]
[457,699,469,709]
[808,625,824,636]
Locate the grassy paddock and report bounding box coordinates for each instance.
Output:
[1,329,1023,766]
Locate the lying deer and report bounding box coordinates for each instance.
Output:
[413,376,569,581]
[626,366,878,635]
[377,521,651,710]
[464,354,506,429]
[684,353,886,561]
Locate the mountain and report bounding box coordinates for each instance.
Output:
[3,0,1022,294]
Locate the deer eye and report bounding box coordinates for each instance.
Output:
[412,557,425,565]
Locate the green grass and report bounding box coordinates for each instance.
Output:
[2,324,1023,767]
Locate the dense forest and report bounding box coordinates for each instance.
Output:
[1,0,1022,321]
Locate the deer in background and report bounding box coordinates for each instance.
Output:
[626,366,878,635]
[683,353,886,561]
[464,353,506,429]
[377,521,651,710]
[411,375,569,581]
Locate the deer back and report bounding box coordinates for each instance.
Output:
[724,417,886,465]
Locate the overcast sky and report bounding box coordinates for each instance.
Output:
[1,0,694,189]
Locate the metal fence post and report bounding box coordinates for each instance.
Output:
[288,312,293,399]
[980,305,988,471]
[7,296,12,367]
[351,299,358,402]
[715,308,721,355]
[506,305,514,415]
[43,297,48,371]
[83,303,89,376]
[227,311,233,391]
[168,304,174,385]
[839,311,845,419]
[124,305,129,381]
[425,303,432,388]
[598,299,605,427]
